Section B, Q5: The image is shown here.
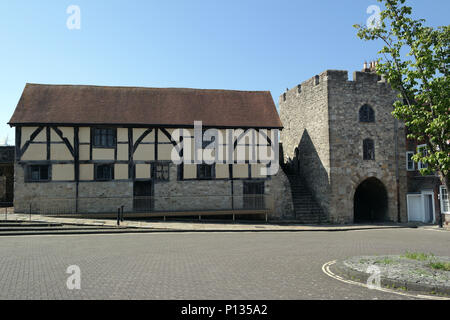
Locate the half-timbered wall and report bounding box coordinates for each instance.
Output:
[14,125,292,218]
[16,126,273,182]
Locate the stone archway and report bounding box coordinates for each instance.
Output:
[354,177,388,222]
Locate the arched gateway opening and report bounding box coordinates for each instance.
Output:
[354,177,388,222]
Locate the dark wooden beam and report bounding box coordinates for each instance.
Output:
[154,128,158,161]
[133,128,153,154]
[15,127,21,160]
[19,126,44,159]
[46,127,50,160]
[51,127,75,157]
[128,128,134,180]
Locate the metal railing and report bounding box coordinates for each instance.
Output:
[15,195,275,220]
[0,203,12,220]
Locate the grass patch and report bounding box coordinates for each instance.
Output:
[429,261,450,271]
[375,257,395,265]
[402,251,434,261]
[411,268,433,277]
[359,258,370,264]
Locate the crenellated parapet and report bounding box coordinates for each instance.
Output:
[279,69,391,104]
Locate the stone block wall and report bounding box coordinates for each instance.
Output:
[14,162,293,218]
[14,164,77,213]
[267,169,294,219]
[326,70,406,223]
[279,72,332,215]
[279,69,407,223]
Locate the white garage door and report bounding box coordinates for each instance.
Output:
[407,194,424,222]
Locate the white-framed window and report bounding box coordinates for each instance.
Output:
[406,151,415,171]
[440,186,449,214]
[417,144,428,170]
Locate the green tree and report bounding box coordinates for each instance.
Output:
[354,0,449,195]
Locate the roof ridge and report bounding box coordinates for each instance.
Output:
[25,83,270,94]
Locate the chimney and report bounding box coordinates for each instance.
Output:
[362,61,378,73]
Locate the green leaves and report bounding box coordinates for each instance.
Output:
[355,0,450,186]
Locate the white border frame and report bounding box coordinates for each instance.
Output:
[406,191,436,223]
[406,151,415,171]
[421,190,436,224]
[440,185,449,214]
[417,144,427,170]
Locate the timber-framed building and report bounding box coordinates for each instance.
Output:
[9,84,293,218]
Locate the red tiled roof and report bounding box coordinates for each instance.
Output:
[9,84,282,128]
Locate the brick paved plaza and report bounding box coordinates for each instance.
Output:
[0,228,449,300]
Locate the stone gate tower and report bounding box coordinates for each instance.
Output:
[280,67,407,224]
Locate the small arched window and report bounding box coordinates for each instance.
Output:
[363,139,375,160]
[359,104,375,122]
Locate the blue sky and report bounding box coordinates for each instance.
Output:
[0,0,448,144]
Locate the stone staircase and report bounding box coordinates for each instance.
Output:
[287,175,327,224]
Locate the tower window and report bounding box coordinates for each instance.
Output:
[363,139,375,160]
[359,104,375,122]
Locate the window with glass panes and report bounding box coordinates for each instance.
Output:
[27,165,50,182]
[93,128,116,148]
[359,104,375,122]
[95,164,113,181]
[417,144,428,170]
[153,163,170,181]
[406,151,415,171]
[197,164,215,180]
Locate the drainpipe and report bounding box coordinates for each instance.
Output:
[394,116,401,223]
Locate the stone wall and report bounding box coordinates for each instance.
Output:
[279,72,332,215]
[0,176,6,201]
[153,165,233,212]
[78,181,133,213]
[14,163,77,213]
[14,162,292,218]
[326,70,406,223]
[152,164,294,219]
[279,69,407,223]
[266,169,294,219]
[0,146,14,204]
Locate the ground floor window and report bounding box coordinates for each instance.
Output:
[27,165,50,182]
[95,164,114,181]
[197,164,215,180]
[440,186,449,214]
[153,163,170,181]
